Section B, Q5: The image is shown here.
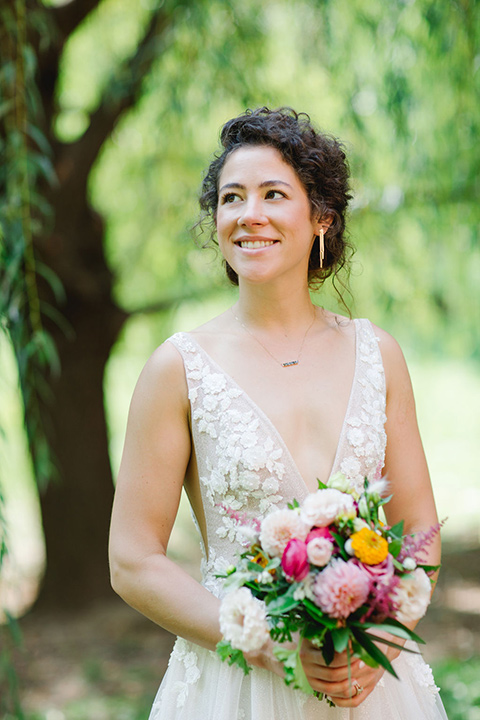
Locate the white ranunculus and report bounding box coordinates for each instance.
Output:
[394,568,432,623]
[259,508,309,557]
[219,588,270,653]
[300,489,355,528]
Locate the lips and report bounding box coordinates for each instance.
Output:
[234,236,279,249]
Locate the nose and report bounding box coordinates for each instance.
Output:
[237,196,268,227]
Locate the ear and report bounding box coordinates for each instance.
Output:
[314,212,333,236]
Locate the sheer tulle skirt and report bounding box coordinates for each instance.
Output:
[148,638,448,720]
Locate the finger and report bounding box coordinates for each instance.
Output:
[330,680,373,707]
[301,656,362,682]
[302,643,351,667]
[306,676,367,700]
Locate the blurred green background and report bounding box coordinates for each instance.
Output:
[1,0,479,718]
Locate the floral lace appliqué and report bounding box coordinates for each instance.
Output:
[339,321,387,494]
[159,638,201,708]
[406,652,440,701]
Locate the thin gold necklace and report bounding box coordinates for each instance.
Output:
[231,306,317,367]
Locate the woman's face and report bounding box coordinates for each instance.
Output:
[216,145,322,286]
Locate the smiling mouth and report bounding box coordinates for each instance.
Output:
[235,239,278,249]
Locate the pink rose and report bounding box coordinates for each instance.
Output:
[359,554,395,586]
[306,527,334,544]
[281,539,309,582]
[307,537,333,567]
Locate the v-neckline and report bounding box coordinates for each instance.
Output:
[181,319,360,494]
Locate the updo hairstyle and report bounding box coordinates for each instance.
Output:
[198,106,352,288]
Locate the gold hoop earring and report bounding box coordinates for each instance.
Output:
[319,228,325,269]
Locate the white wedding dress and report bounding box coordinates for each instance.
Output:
[148,319,448,719]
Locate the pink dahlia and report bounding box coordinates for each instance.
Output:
[313,559,370,619]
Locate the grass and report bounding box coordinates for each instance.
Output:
[13,658,480,719]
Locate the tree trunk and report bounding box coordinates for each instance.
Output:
[35,196,127,610]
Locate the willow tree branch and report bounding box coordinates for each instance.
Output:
[52,0,103,39]
[55,3,179,196]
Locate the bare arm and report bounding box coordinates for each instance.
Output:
[301,328,441,707]
[108,342,222,650]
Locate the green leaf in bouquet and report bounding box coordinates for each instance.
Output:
[388,520,404,540]
[303,623,328,648]
[388,538,403,557]
[222,568,253,592]
[351,639,379,668]
[351,628,398,678]
[321,631,335,665]
[303,599,338,629]
[287,498,300,509]
[265,557,281,571]
[273,644,314,696]
[377,494,393,507]
[247,560,265,573]
[330,532,349,561]
[216,640,251,675]
[331,627,350,654]
[366,635,422,655]
[267,591,300,616]
[416,563,441,573]
[317,478,329,490]
[392,557,405,571]
[361,618,426,645]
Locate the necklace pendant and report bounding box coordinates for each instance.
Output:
[282,360,299,367]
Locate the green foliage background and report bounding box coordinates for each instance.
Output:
[53,0,479,356]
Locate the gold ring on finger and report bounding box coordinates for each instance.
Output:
[353,681,364,697]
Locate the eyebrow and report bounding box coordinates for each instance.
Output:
[219,180,293,193]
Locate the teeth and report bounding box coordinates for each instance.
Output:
[239,240,276,249]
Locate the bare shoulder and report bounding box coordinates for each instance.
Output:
[131,339,189,416]
[187,308,238,354]
[322,309,356,340]
[369,322,412,396]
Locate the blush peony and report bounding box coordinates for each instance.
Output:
[393,568,432,623]
[219,588,270,653]
[301,489,356,528]
[313,559,370,618]
[259,509,309,558]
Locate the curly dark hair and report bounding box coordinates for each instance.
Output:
[197,106,353,288]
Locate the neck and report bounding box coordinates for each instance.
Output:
[235,279,317,333]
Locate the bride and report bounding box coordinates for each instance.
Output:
[109,107,448,718]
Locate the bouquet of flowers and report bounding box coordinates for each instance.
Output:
[216,473,441,703]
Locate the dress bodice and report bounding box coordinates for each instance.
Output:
[167,318,387,598]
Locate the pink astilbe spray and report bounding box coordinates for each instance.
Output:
[362,574,401,622]
[397,520,446,571]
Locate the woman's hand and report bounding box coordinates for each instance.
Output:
[300,632,402,707]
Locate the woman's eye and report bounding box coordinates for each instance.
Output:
[265,189,285,199]
[221,192,240,204]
